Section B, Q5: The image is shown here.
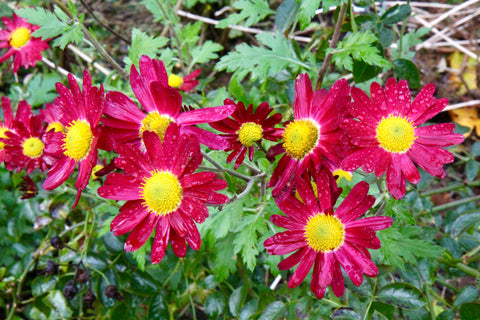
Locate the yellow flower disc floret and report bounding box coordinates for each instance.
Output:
[140,112,173,142]
[304,213,345,252]
[10,27,31,49]
[376,114,416,153]
[283,119,319,159]
[63,120,93,161]
[0,126,9,150]
[238,122,263,147]
[47,122,65,133]
[22,137,44,158]
[168,74,184,89]
[141,170,183,216]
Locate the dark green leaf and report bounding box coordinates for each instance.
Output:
[331,307,361,319]
[376,283,425,309]
[381,4,412,25]
[460,303,480,320]
[131,272,159,295]
[204,292,225,317]
[378,25,395,48]
[214,236,237,282]
[465,160,479,181]
[298,0,321,30]
[352,60,381,83]
[436,309,455,320]
[393,59,421,89]
[84,253,108,271]
[25,73,62,107]
[102,232,124,253]
[451,212,480,237]
[239,299,259,320]
[275,0,300,33]
[149,295,169,320]
[32,276,58,297]
[259,301,285,320]
[372,301,395,320]
[43,290,72,318]
[471,141,480,157]
[229,286,245,317]
[454,286,479,307]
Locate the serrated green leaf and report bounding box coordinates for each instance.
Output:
[216,31,312,81]
[190,40,223,67]
[52,24,83,50]
[454,286,479,307]
[451,212,480,237]
[328,31,390,71]
[233,214,266,271]
[25,73,61,107]
[123,28,169,71]
[376,283,425,309]
[217,0,274,28]
[214,236,237,282]
[16,7,62,35]
[132,241,149,272]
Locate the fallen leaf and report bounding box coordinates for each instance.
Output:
[448,106,480,137]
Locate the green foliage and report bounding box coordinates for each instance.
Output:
[123,28,169,71]
[217,0,274,28]
[189,40,223,68]
[377,223,444,270]
[327,30,391,71]
[216,31,313,81]
[16,6,84,49]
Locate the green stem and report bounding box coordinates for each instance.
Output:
[438,257,480,278]
[362,278,377,320]
[431,195,480,213]
[424,283,436,320]
[420,181,480,197]
[201,151,265,181]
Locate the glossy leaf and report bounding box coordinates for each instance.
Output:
[451,212,480,237]
[376,283,426,309]
[393,59,421,89]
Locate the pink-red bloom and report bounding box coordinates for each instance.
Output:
[1,99,61,173]
[98,124,229,264]
[341,78,464,199]
[0,96,15,164]
[168,69,201,91]
[42,71,106,208]
[267,74,350,196]
[264,168,392,299]
[210,99,282,169]
[99,56,234,151]
[0,13,49,73]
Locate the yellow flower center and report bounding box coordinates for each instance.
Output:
[22,137,44,158]
[283,119,319,160]
[304,213,345,253]
[376,115,416,153]
[333,169,353,182]
[10,27,31,49]
[238,122,263,147]
[168,74,184,89]
[63,120,93,161]
[140,112,173,142]
[47,122,65,133]
[91,164,104,180]
[140,170,183,216]
[0,126,9,150]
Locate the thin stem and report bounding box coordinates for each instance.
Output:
[315,2,348,90]
[424,283,436,320]
[201,151,265,181]
[362,278,377,320]
[431,195,480,213]
[53,0,128,79]
[438,257,480,278]
[420,181,480,197]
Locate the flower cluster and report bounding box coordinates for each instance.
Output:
[0,9,465,300]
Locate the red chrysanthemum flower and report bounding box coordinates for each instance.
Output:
[41,102,65,134]
[209,99,283,169]
[42,70,106,208]
[264,169,392,299]
[267,74,351,196]
[97,124,229,264]
[340,78,465,199]
[19,175,38,199]
[99,56,234,151]
[2,99,61,173]
[0,13,49,73]
[168,68,201,91]
[0,96,15,164]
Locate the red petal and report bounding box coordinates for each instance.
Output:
[151,217,170,264]
[347,216,393,231]
[170,228,187,257]
[124,213,159,252]
[278,246,308,270]
[111,200,149,236]
[177,105,236,125]
[287,247,316,288]
[293,74,313,119]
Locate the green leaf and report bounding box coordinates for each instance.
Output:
[216,0,274,28]
[43,290,73,319]
[32,276,57,297]
[298,0,321,30]
[327,31,390,71]
[436,309,455,320]
[131,240,149,272]
[391,27,430,60]
[381,4,412,25]
[149,295,169,320]
[190,40,223,67]
[378,25,395,48]
[376,283,426,309]
[239,299,259,320]
[275,0,300,33]
[102,231,124,253]
[377,224,444,270]
[214,236,237,282]
[454,286,479,307]
[258,301,285,320]
[25,73,62,107]
[16,7,64,39]
[393,59,421,89]
[451,212,480,237]
[352,59,381,83]
[465,160,479,181]
[131,272,159,295]
[471,141,480,157]
[216,31,312,81]
[204,292,225,317]
[331,307,362,319]
[460,303,480,320]
[233,214,267,271]
[52,23,83,50]
[229,286,245,317]
[123,28,169,71]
